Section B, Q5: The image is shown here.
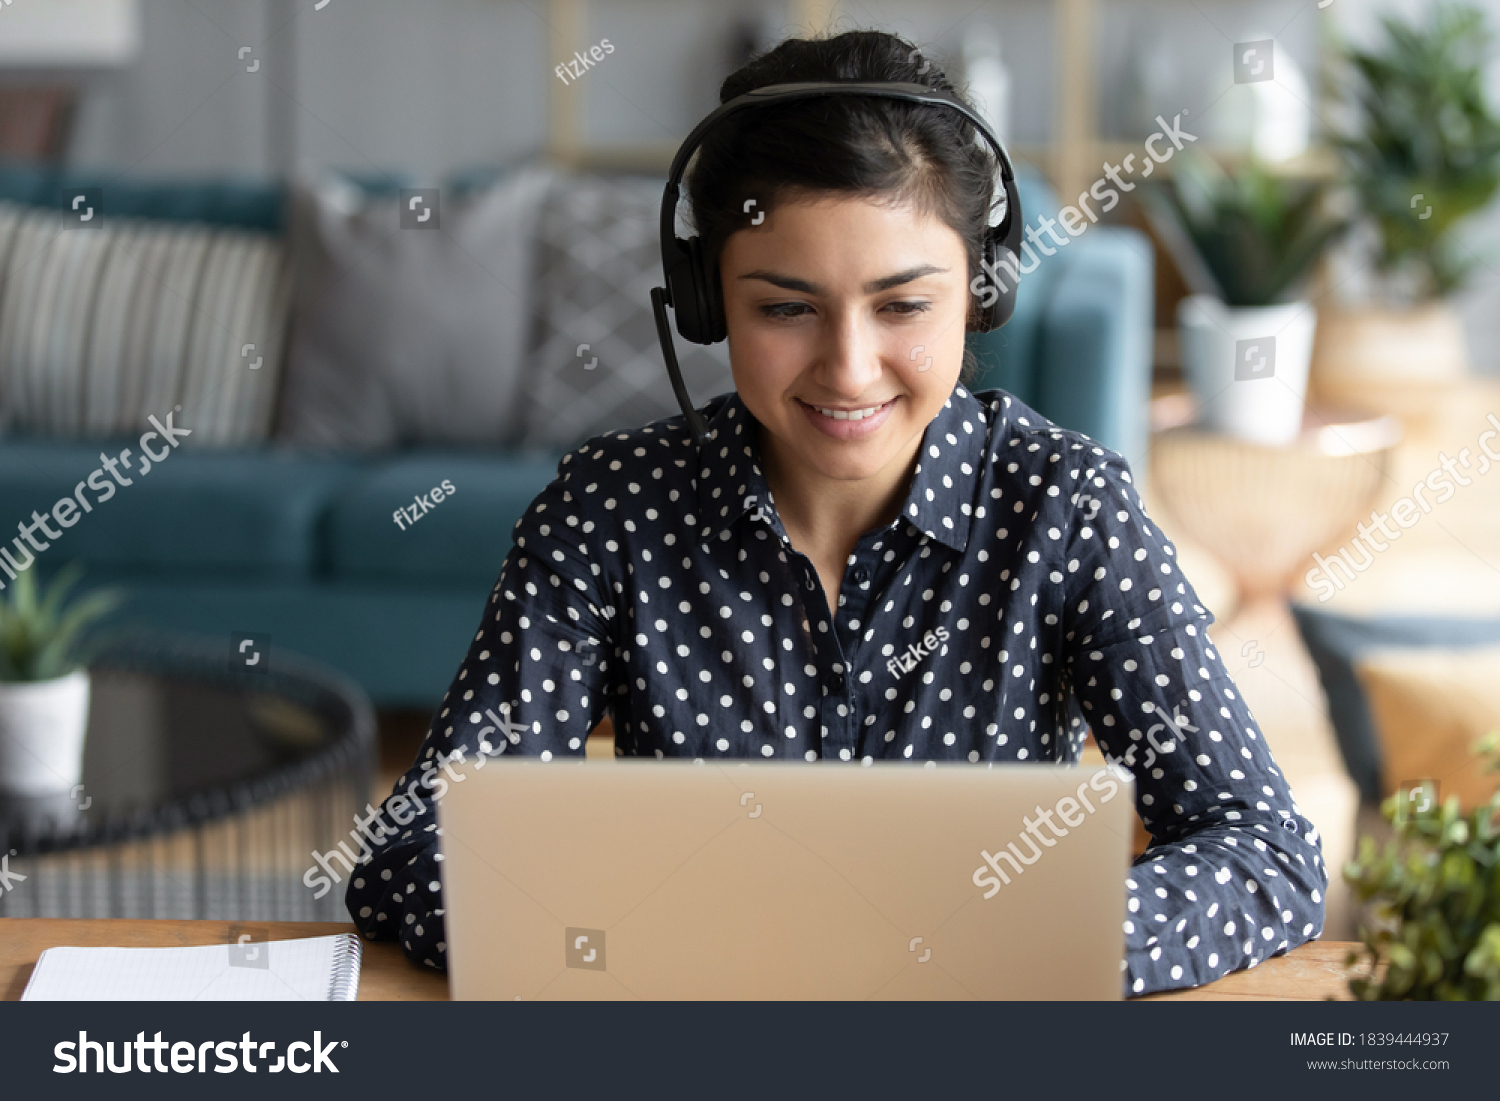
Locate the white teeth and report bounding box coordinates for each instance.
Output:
[813,402,885,421]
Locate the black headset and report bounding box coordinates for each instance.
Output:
[650,79,1025,446]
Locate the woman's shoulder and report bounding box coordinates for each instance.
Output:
[527,392,742,530]
[553,392,738,482]
[966,385,1128,478]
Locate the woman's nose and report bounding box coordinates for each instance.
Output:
[815,310,884,392]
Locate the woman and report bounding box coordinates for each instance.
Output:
[347,29,1326,997]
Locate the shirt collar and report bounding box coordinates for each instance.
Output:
[694,387,989,554]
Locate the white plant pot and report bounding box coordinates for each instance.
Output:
[1177,296,1317,446]
[0,670,91,796]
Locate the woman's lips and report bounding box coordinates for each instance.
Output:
[797,397,897,440]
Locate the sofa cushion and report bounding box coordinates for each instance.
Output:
[275,164,553,450]
[0,202,291,445]
[98,578,495,709]
[0,440,355,578]
[1035,227,1155,475]
[325,452,563,586]
[515,173,735,450]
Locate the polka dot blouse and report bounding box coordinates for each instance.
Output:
[346,384,1327,996]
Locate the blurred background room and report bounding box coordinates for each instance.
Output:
[0,0,1497,951]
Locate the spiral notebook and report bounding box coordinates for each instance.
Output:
[21,933,362,1001]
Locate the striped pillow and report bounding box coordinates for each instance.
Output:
[0,201,291,445]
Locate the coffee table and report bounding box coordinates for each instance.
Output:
[0,633,375,921]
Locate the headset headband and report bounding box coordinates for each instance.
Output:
[650,79,1024,446]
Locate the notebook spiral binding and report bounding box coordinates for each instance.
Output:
[328,933,364,1001]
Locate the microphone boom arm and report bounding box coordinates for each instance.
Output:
[651,285,711,445]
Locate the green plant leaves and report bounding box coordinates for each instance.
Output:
[1332,1,1500,299]
[1343,733,1500,999]
[1139,152,1348,307]
[0,562,123,683]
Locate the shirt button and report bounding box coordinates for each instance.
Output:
[852,566,870,585]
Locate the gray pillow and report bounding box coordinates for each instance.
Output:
[276,164,554,449]
[0,201,290,446]
[515,174,734,450]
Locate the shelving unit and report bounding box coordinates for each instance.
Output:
[545,0,1332,187]
[544,0,1103,183]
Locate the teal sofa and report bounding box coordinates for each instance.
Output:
[0,164,1153,709]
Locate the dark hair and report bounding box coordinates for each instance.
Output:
[686,30,999,384]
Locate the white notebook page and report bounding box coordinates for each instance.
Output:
[21,934,362,1001]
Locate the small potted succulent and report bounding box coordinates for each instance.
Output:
[1315,3,1500,413]
[1140,152,1348,445]
[1343,732,1500,999]
[0,564,122,796]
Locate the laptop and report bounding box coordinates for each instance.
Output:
[437,758,1134,1000]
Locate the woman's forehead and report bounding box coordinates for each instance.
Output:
[722,193,965,263]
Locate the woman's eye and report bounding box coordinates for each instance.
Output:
[760,302,813,320]
[760,300,931,320]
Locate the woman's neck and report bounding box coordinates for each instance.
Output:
[755,421,922,560]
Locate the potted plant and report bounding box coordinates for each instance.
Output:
[1141,152,1348,445]
[1343,732,1500,999]
[0,564,122,796]
[1314,3,1500,414]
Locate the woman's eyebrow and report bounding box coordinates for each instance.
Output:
[738,264,949,295]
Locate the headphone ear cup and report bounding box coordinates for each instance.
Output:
[701,246,726,344]
[981,239,1018,332]
[974,173,1023,332]
[968,234,1011,333]
[672,235,726,345]
[670,238,706,344]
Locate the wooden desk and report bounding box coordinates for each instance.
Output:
[1,920,1360,1001]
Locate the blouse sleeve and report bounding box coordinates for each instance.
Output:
[1059,443,1328,996]
[344,449,616,969]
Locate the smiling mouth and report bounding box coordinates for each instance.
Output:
[799,398,896,421]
